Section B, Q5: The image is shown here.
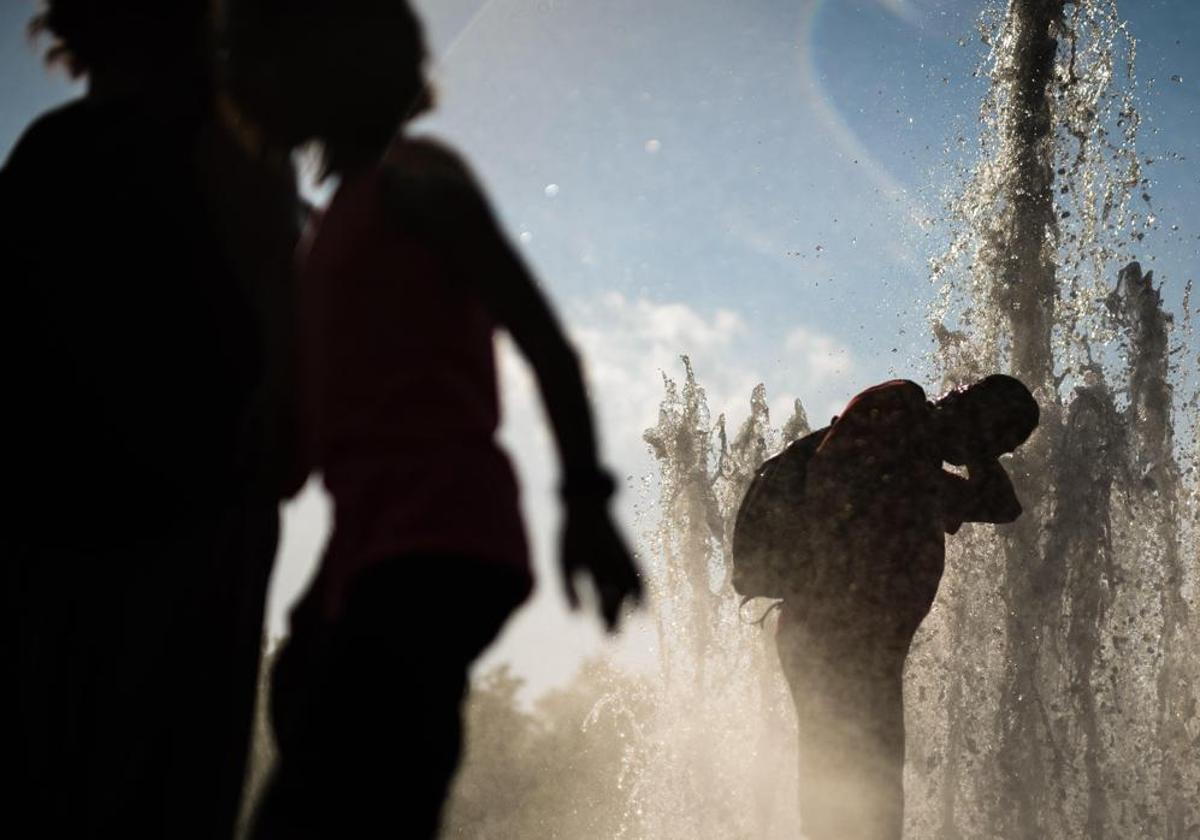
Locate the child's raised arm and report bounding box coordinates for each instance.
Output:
[941,457,1023,535]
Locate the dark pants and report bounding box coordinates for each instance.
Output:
[776,604,913,840]
[4,504,278,840]
[252,555,528,840]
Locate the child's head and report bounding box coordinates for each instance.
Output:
[934,374,1039,466]
[225,0,433,176]
[31,0,211,82]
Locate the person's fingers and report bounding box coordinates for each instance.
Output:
[600,558,644,631]
[627,571,646,606]
[562,563,580,611]
[613,541,644,605]
[600,584,621,632]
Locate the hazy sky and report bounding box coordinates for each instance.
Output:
[2,0,1197,698]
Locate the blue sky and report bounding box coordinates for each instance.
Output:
[3,0,1197,696]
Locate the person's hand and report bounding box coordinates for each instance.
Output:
[560,499,644,632]
[961,456,1023,523]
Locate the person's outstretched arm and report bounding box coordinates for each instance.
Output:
[381,138,643,630]
[942,457,1023,534]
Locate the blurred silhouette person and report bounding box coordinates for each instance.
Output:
[223,2,644,837]
[1,2,299,837]
[735,376,1037,840]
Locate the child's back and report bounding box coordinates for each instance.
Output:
[296,162,529,617]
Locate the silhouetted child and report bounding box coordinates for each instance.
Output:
[1,2,299,838]
[767,376,1037,840]
[225,2,644,837]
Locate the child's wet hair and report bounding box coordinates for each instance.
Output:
[226,0,433,174]
[971,374,1040,448]
[30,0,210,79]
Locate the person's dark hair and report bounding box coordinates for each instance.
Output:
[967,374,1040,452]
[225,0,433,177]
[934,373,1039,464]
[30,0,210,80]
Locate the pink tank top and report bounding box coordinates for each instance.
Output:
[297,167,530,617]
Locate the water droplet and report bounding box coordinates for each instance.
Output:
[1170,74,1183,83]
[519,230,533,244]
[544,183,560,198]
[645,139,662,154]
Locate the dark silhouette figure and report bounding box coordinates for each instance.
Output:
[760,376,1037,840]
[1,3,299,837]
[224,2,644,837]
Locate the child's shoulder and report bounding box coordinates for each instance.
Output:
[377,136,492,232]
[381,135,477,188]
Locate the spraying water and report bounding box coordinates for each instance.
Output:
[911,1,1199,837]
[440,2,1197,837]
[623,1,1198,838]
[628,366,805,838]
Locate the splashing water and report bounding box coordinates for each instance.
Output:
[438,2,1198,837]
[619,363,806,839]
[610,2,1198,838]
[911,1,1199,838]
[563,362,808,839]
